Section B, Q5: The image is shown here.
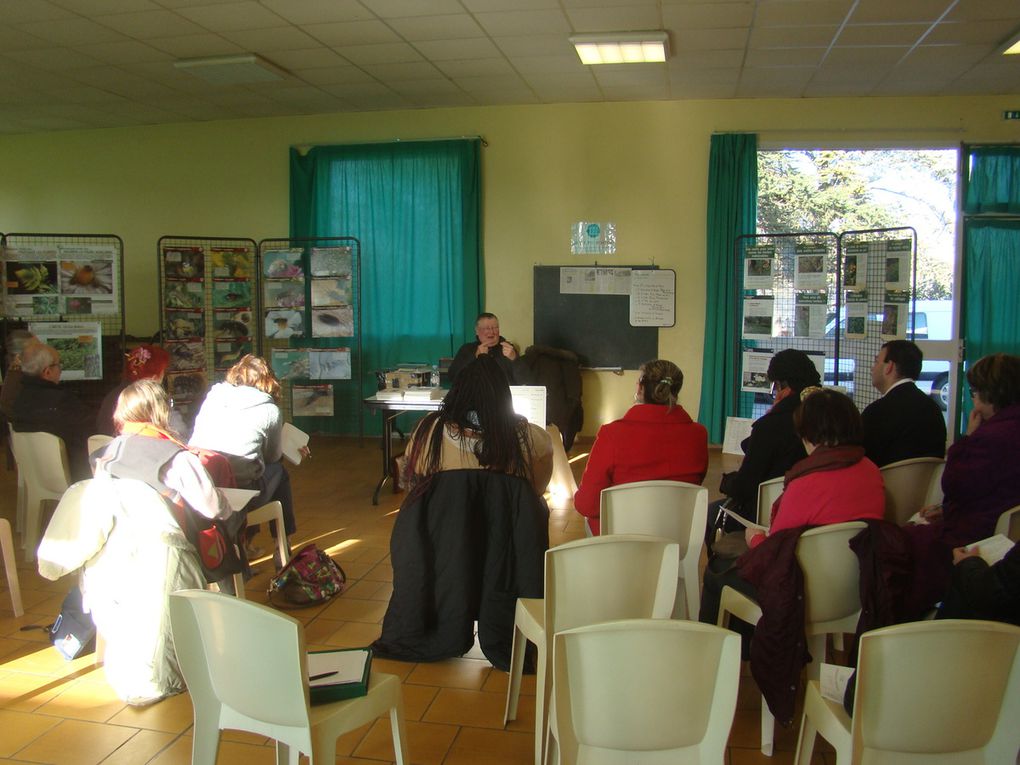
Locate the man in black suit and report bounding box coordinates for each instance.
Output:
[862,339,947,467]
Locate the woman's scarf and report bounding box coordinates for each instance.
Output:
[783,444,865,488]
[119,421,184,447]
[767,384,796,413]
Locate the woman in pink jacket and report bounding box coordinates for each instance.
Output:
[573,359,708,534]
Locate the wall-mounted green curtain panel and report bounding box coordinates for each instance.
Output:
[698,133,758,443]
[963,220,1020,361]
[964,146,1020,214]
[290,139,482,435]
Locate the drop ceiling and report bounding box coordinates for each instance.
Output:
[1,0,1019,135]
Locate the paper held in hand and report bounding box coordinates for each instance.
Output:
[718,504,768,533]
[964,534,1014,566]
[282,422,310,465]
[219,488,259,513]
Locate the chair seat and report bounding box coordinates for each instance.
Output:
[718,586,763,627]
[516,598,544,639]
[307,672,404,743]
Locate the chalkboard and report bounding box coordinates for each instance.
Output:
[533,265,659,370]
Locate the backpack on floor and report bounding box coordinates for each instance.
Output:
[268,543,347,608]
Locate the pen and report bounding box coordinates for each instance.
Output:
[309,671,338,681]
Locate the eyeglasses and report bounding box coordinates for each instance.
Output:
[969,389,982,400]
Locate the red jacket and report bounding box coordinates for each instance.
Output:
[574,404,708,534]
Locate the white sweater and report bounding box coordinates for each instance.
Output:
[189,382,283,484]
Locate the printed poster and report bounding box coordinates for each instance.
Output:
[292,384,334,417]
[265,309,304,339]
[272,349,311,380]
[309,348,351,380]
[794,244,827,290]
[742,296,775,339]
[210,247,253,279]
[882,289,910,339]
[794,291,827,339]
[559,266,631,296]
[743,243,775,290]
[884,240,912,290]
[845,290,868,339]
[311,306,354,338]
[310,247,351,277]
[28,321,102,381]
[741,350,773,394]
[263,248,304,278]
[842,243,867,291]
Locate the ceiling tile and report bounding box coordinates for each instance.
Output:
[493,34,572,57]
[303,20,402,46]
[897,43,994,72]
[73,39,174,64]
[925,20,1017,45]
[745,47,826,66]
[461,0,559,11]
[662,3,754,30]
[93,9,210,38]
[414,37,502,60]
[293,65,376,86]
[825,46,909,66]
[4,48,103,71]
[749,26,840,48]
[564,6,662,33]
[474,10,571,37]
[0,27,51,52]
[386,15,486,41]
[435,58,514,78]
[509,53,585,74]
[218,26,321,51]
[673,27,749,51]
[175,2,288,32]
[256,0,374,25]
[338,42,424,66]
[948,0,1020,22]
[669,48,745,68]
[838,23,932,46]
[266,48,349,70]
[358,61,444,81]
[2,0,77,24]
[50,0,162,12]
[15,17,128,46]
[802,79,876,96]
[369,0,466,17]
[756,1,854,27]
[146,33,243,57]
[850,0,954,24]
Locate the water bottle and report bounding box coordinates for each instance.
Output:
[430,364,440,388]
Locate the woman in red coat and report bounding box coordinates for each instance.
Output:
[573,359,708,534]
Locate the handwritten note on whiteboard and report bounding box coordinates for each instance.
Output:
[629,269,675,327]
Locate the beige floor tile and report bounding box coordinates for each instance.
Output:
[96,729,176,765]
[319,597,388,624]
[442,726,533,765]
[355,718,457,765]
[405,659,491,691]
[323,621,383,648]
[361,562,393,583]
[480,669,535,696]
[105,692,194,734]
[372,658,415,682]
[400,684,439,721]
[34,675,127,723]
[303,617,346,645]
[421,689,508,730]
[15,719,136,765]
[0,709,63,758]
[148,735,278,765]
[0,670,81,713]
[343,579,389,601]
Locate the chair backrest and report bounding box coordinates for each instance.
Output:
[756,476,785,526]
[10,430,71,494]
[168,590,311,729]
[995,504,1020,542]
[552,619,740,763]
[600,480,708,559]
[852,619,1020,763]
[544,535,679,640]
[87,434,113,459]
[879,457,945,525]
[795,521,867,633]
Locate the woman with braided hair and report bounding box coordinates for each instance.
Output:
[403,354,553,497]
[573,359,709,535]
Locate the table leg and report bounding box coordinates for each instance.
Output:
[372,411,398,505]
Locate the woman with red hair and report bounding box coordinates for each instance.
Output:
[96,344,189,438]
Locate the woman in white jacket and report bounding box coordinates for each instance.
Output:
[189,354,298,553]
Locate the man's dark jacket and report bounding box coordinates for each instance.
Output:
[447,337,523,384]
[10,374,93,481]
[861,381,946,467]
[373,469,549,671]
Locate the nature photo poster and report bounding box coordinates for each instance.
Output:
[4,242,119,316]
[28,321,102,380]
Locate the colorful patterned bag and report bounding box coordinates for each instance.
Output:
[268,543,347,607]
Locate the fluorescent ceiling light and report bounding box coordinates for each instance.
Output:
[173,54,289,85]
[570,32,669,65]
[1001,26,1020,55]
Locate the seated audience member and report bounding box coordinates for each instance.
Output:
[96,344,188,439]
[573,359,708,535]
[861,339,946,467]
[9,339,94,481]
[936,541,1020,625]
[403,354,553,496]
[700,387,885,626]
[916,353,1020,547]
[38,380,237,705]
[447,312,524,384]
[189,354,301,556]
[708,349,821,539]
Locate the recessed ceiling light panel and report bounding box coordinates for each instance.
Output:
[570,32,669,65]
[173,54,290,85]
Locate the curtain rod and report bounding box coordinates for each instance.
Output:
[292,135,487,154]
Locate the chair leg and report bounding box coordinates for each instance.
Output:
[533,643,548,765]
[761,700,775,756]
[503,622,528,725]
[190,719,222,765]
[232,572,246,600]
[94,632,106,666]
[794,709,817,765]
[23,493,42,563]
[683,573,700,621]
[389,694,410,765]
[275,741,298,765]
[0,519,24,617]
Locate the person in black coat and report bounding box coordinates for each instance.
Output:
[709,349,821,538]
[862,340,946,467]
[937,541,1020,626]
[9,340,94,481]
[447,312,524,384]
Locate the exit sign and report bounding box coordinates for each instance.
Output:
[1005,110,1020,120]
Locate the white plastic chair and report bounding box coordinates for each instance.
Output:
[9,430,71,562]
[169,589,409,765]
[600,479,708,619]
[87,434,113,464]
[504,535,680,765]
[995,504,1020,542]
[879,457,945,525]
[718,521,866,756]
[231,500,291,598]
[794,619,1020,765]
[546,619,740,765]
[8,423,28,533]
[0,518,24,616]
[756,475,785,526]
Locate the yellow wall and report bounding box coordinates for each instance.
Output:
[1,95,1017,435]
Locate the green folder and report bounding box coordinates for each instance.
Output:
[307,647,372,705]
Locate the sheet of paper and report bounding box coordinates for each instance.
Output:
[220,488,258,513]
[282,422,310,465]
[307,648,370,686]
[722,417,753,455]
[820,663,855,705]
[719,505,768,533]
[964,534,1014,565]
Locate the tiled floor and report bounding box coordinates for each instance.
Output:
[0,435,833,764]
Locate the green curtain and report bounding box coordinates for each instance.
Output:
[964,146,1020,214]
[963,219,1020,361]
[698,133,758,443]
[290,139,482,435]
